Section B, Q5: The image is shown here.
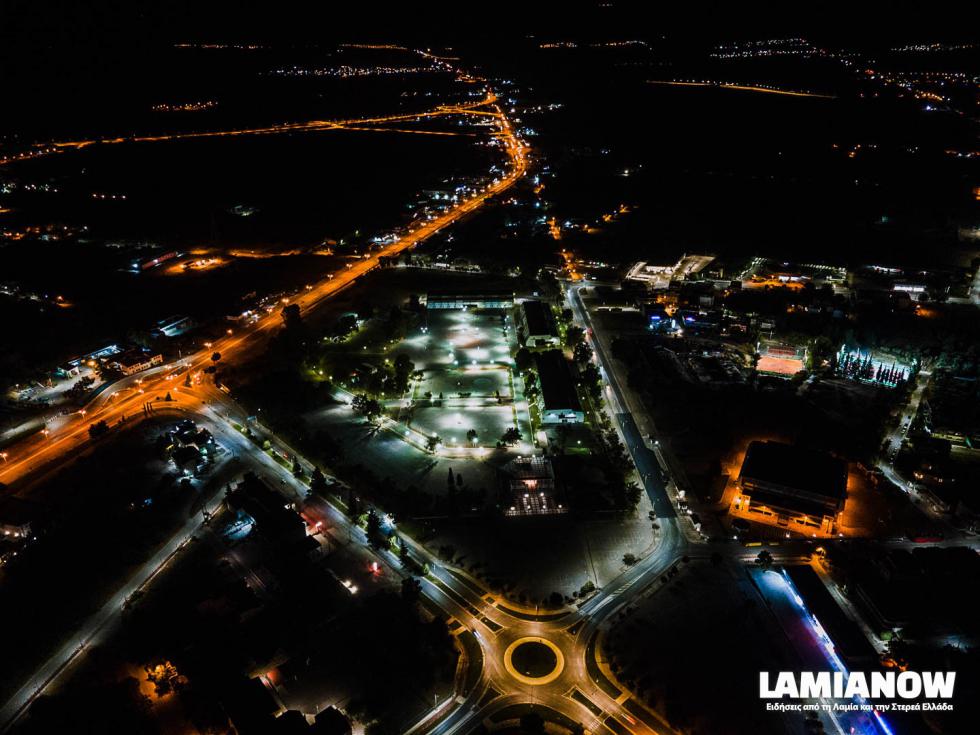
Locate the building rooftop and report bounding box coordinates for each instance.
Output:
[426,288,514,301]
[740,441,847,503]
[786,565,877,663]
[227,473,307,547]
[110,349,161,368]
[857,546,980,634]
[427,288,514,298]
[504,455,554,481]
[521,300,558,338]
[534,350,581,413]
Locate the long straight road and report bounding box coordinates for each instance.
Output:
[0,91,528,491]
[567,283,678,520]
[0,401,257,729]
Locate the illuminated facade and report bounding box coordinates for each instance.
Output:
[424,290,514,310]
[108,350,164,376]
[731,441,847,535]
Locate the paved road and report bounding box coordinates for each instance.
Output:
[1,69,724,735]
[0,74,536,733]
[0,404,257,729]
[874,369,969,533]
[0,90,528,491]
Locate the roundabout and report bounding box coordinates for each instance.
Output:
[503,637,565,686]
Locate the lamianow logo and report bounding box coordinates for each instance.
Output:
[760,671,956,700]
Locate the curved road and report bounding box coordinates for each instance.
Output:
[0,65,691,735]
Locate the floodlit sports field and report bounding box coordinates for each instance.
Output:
[756,355,804,376]
[394,310,524,448]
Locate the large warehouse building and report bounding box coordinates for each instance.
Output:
[517,299,560,347]
[423,289,514,310]
[731,440,848,535]
[533,350,584,424]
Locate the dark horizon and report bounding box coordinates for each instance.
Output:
[3,1,977,51]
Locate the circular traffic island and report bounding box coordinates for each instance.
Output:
[511,641,556,677]
[503,637,565,686]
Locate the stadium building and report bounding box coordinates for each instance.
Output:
[731,440,848,535]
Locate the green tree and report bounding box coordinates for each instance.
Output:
[501,427,522,445]
[514,347,534,373]
[94,360,123,382]
[280,303,303,330]
[573,341,593,364]
[351,394,382,421]
[366,509,383,545]
[309,466,327,495]
[565,325,585,347]
[580,364,603,399]
[756,550,774,570]
[523,371,539,400]
[623,481,642,509]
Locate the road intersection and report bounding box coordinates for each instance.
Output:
[2,62,729,735]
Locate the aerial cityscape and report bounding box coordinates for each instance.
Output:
[0,3,977,735]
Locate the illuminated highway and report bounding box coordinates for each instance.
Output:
[0,107,690,732]
[647,80,837,98]
[1,59,736,735]
[1,25,970,735]
[0,94,505,166]
[0,90,528,489]
[0,123,695,734]
[0,378,686,735]
[0,401,254,730]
